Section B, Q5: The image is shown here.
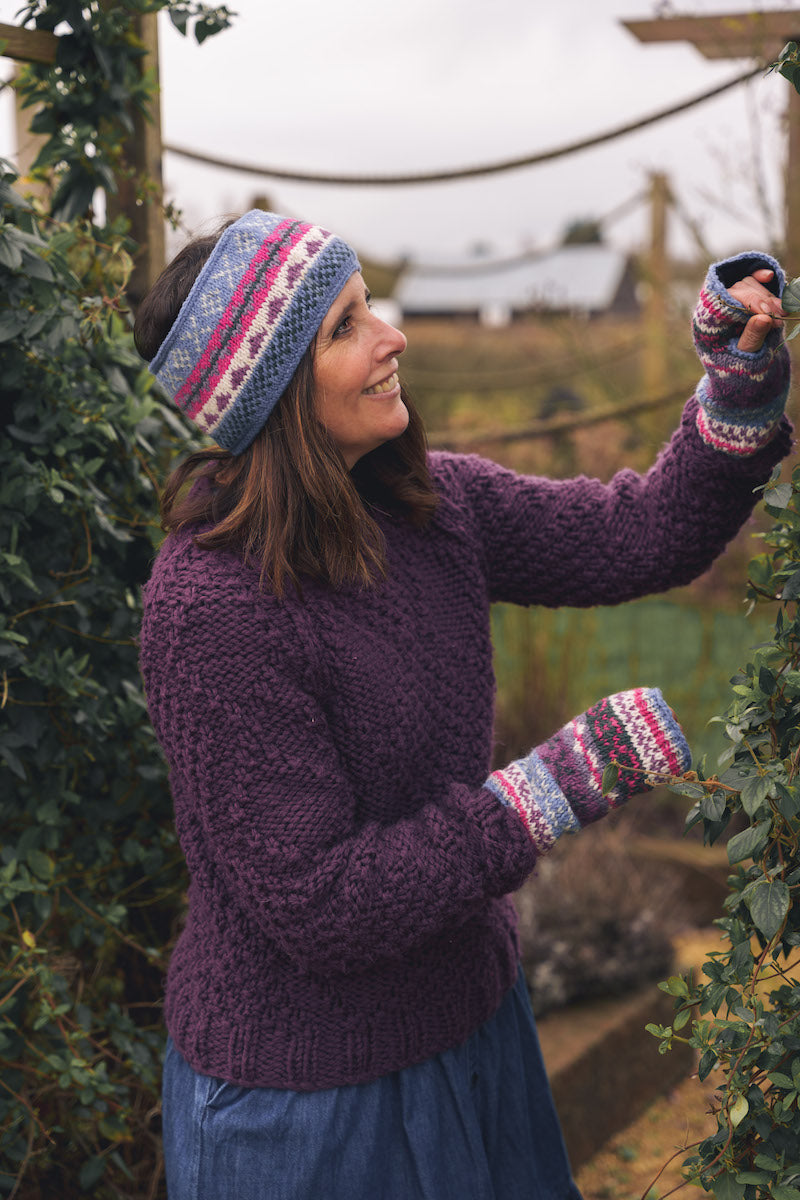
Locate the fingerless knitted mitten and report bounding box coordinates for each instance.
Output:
[692,251,790,457]
[485,687,690,854]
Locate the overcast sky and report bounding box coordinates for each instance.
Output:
[1,0,799,265]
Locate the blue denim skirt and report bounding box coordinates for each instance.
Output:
[162,968,582,1200]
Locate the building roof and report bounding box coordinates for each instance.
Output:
[395,244,634,318]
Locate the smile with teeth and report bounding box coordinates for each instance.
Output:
[363,371,399,396]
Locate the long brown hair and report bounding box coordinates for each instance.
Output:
[135,224,439,597]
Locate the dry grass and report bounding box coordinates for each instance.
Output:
[575,930,726,1200]
[575,1067,723,1200]
[401,311,697,473]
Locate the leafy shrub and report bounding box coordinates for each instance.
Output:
[645,468,800,1199]
[0,165,192,1197]
[13,0,234,220]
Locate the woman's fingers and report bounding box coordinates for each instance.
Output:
[737,313,775,353]
[726,271,784,350]
[728,271,785,321]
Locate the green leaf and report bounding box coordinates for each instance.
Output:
[698,1049,718,1080]
[782,275,800,313]
[776,784,800,819]
[170,9,189,35]
[728,820,771,864]
[601,762,619,795]
[78,1156,105,1189]
[1,744,26,778]
[0,237,23,270]
[659,975,689,998]
[770,1188,800,1200]
[765,483,794,509]
[0,310,29,342]
[25,849,53,881]
[740,774,772,816]
[782,568,800,599]
[768,1072,795,1088]
[712,1172,745,1200]
[746,879,790,940]
[645,1022,671,1038]
[730,1094,749,1127]
[699,792,727,823]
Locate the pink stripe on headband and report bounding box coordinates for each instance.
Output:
[177,219,307,417]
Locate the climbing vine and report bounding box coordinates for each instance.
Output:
[10,0,234,221]
[605,461,800,1200]
[0,4,226,1195]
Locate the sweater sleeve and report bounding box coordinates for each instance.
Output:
[435,409,791,611]
[140,554,538,974]
[438,251,792,608]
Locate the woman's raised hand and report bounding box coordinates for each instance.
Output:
[728,268,785,352]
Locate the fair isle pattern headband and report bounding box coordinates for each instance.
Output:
[150,210,360,454]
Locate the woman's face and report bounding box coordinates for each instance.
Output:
[313,273,409,468]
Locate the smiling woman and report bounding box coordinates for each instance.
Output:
[313,272,409,468]
[134,209,792,1200]
[133,211,436,597]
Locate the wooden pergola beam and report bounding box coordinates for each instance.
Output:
[1,14,165,301]
[622,12,800,60]
[624,10,800,268]
[0,23,57,65]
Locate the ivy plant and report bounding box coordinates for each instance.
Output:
[609,461,800,1200]
[12,0,235,221]
[0,161,198,1197]
[0,2,227,1191]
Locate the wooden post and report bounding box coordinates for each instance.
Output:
[642,171,670,400]
[251,193,275,212]
[11,69,51,204]
[0,23,56,202]
[787,86,800,270]
[1,15,165,302]
[623,11,800,262]
[105,11,166,307]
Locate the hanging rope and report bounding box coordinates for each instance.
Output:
[164,66,761,187]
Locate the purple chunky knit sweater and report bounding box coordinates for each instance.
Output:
[140,257,792,1091]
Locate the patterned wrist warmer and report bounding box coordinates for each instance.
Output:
[692,251,790,457]
[485,688,691,854]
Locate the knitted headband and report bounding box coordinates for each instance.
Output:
[150,210,361,454]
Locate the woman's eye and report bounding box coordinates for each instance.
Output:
[333,316,351,338]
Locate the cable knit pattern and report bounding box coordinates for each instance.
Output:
[485,688,691,849]
[140,394,790,1091]
[693,251,790,456]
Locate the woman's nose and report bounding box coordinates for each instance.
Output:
[376,316,407,358]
